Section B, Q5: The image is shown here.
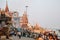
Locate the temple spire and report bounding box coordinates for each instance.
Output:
[5,0,9,12]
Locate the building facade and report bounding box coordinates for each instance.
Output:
[0,0,12,24]
[20,11,28,28]
[12,12,20,28]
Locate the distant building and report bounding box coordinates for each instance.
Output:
[0,0,12,24]
[33,24,45,33]
[0,1,12,26]
[4,0,12,17]
[0,0,21,28]
[12,11,20,28]
[20,11,28,28]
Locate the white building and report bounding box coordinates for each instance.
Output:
[12,11,20,28]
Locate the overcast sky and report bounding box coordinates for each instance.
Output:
[0,0,60,29]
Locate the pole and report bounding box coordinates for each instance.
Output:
[25,6,28,13]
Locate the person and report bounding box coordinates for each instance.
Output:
[53,35,58,40]
[36,33,44,40]
[44,35,49,40]
[10,30,14,36]
[14,29,17,36]
[37,36,44,40]
[49,34,54,40]
[17,32,21,38]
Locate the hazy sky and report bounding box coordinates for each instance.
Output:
[0,0,60,29]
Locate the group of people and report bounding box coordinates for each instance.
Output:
[36,32,59,40]
[9,28,21,39]
[9,28,59,40]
